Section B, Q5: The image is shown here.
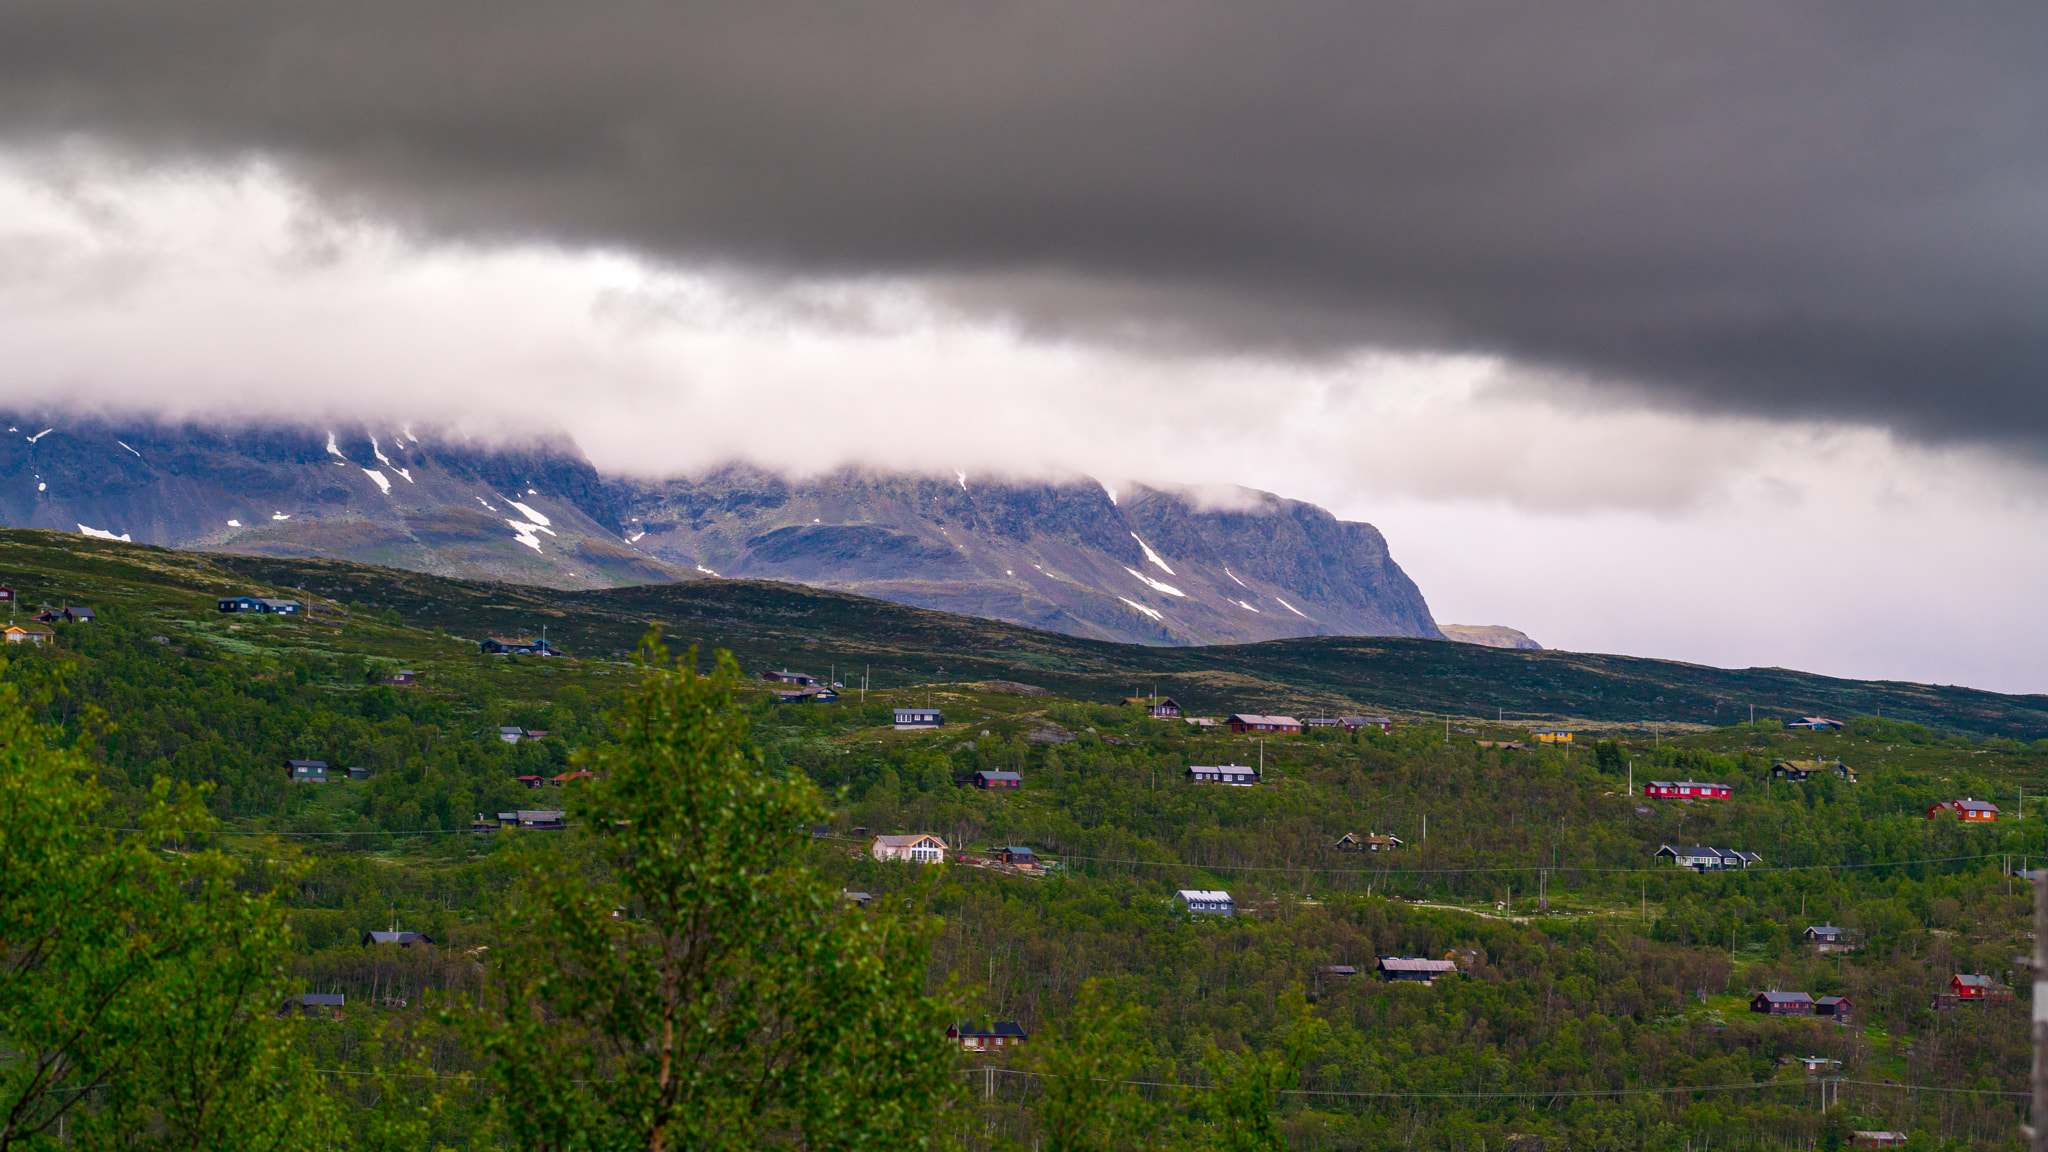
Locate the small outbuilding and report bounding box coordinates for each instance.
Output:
[1815,995,1854,1019]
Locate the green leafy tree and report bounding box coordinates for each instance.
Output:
[1196,986,1326,1152]
[471,640,959,1152]
[0,675,328,1151]
[1024,980,1157,1152]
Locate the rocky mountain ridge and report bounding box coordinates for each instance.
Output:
[0,415,1439,646]
[610,465,1441,645]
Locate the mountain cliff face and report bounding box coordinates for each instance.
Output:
[0,417,1439,645]
[0,415,684,588]
[610,466,1442,645]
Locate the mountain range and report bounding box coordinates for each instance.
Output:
[0,415,1441,647]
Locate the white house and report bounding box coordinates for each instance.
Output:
[872,833,948,864]
[1175,889,1234,916]
[1187,764,1259,786]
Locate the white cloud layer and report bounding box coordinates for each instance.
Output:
[2,149,2046,692]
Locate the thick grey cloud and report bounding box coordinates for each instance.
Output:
[3,0,2047,439]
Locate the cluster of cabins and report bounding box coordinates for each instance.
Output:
[0,595,99,646]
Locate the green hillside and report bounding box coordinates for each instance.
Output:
[0,527,2042,1150]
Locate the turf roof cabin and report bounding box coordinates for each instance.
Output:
[3,624,54,646]
[1124,696,1183,718]
[1773,759,1857,783]
[1334,832,1403,852]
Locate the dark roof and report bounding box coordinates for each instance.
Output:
[1816,996,1853,1006]
[287,759,328,769]
[364,931,431,945]
[1806,924,1847,937]
[1954,973,1995,987]
[1003,845,1038,856]
[1753,990,1815,1004]
[1327,965,1359,976]
[977,771,1023,782]
[296,993,346,1006]
[951,1021,1030,1038]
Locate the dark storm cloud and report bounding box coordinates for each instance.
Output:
[4,0,2047,439]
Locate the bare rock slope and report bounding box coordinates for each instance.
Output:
[611,466,1442,646]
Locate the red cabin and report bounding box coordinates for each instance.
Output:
[1643,780,1731,800]
[1928,799,1999,823]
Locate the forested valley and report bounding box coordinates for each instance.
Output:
[2,533,2044,1151]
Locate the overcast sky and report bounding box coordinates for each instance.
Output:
[1,1,2046,692]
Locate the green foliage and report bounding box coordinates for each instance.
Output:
[0,669,329,1150]
[1024,980,1158,1152]
[468,639,960,1151]
[1195,987,1327,1152]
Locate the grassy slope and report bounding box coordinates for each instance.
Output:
[0,526,2041,736]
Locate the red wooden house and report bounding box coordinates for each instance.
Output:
[1928,798,1999,823]
[1644,780,1731,800]
[1951,973,2001,1000]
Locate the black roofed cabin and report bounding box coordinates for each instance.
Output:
[973,770,1022,789]
[287,759,329,784]
[480,637,561,656]
[217,596,300,615]
[1751,990,1815,1015]
[893,708,943,729]
[362,931,433,947]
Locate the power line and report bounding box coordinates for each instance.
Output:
[955,1067,2031,1101]
[1037,851,2003,878]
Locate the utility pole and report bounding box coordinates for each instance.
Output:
[2031,869,2047,1152]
